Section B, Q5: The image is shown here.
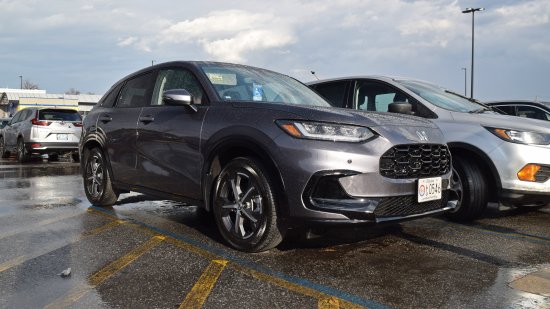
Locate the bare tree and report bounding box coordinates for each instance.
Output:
[22,80,39,90]
[65,88,81,95]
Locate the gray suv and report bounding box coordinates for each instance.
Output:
[308,77,550,220]
[0,108,82,162]
[81,62,456,252]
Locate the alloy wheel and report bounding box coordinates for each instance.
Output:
[85,153,104,199]
[217,170,265,240]
[449,167,464,213]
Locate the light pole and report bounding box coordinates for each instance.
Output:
[461,67,467,96]
[19,75,22,89]
[151,60,155,66]
[462,7,484,99]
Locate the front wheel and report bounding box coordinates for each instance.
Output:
[83,148,119,206]
[445,156,488,221]
[212,157,284,252]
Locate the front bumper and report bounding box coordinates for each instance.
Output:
[302,170,456,223]
[272,128,456,224]
[488,141,550,205]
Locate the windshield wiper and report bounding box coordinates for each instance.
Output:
[444,90,501,113]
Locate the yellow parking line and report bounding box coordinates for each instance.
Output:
[44,235,165,309]
[90,235,164,286]
[179,259,228,309]
[90,209,367,308]
[0,220,122,274]
[319,297,365,309]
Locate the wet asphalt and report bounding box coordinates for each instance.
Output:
[0,156,549,309]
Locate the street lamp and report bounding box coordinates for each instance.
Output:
[461,67,467,96]
[462,7,484,99]
[19,75,22,89]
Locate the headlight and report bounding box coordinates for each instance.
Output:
[485,127,550,145]
[276,120,375,142]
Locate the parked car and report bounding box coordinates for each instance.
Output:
[485,100,550,121]
[0,108,82,162]
[0,118,11,129]
[80,61,457,252]
[308,77,550,220]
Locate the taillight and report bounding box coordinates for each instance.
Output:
[73,122,83,127]
[31,118,50,126]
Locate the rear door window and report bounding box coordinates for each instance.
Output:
[10,111,23,124]
[38,109,82,121]
[116,72,157,108]
[517,105,550,121]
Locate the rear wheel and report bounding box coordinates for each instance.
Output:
[83,148,119,206]
[0,136,9,158]
[446,156,488,221]
[17,138,30,163]
[213,157,284,252]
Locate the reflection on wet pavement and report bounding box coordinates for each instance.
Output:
[1,158,549,308]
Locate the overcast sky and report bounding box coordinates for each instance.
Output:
[1,0,549,101]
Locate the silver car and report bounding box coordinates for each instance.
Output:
[308,77,550,220]
[0,108,82,162]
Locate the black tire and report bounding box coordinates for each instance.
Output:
[0,136,9,158]
[445,156,488,221]
[71,152,80,163]
[17,138,30,163]
[83,148,119,206]
[212,157,284,252]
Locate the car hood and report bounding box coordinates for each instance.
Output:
[451,111,550,133]
[231,102,438,128]
[231,102,445,144]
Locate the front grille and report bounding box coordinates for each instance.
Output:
[374,191,448,218]
[380,144,451,179]
[535,165,550,182]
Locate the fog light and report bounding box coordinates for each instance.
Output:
[31,143,42,149]
[517,164,541,182]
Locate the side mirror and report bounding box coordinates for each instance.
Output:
[162,89,197,112]
[388,102,413,115]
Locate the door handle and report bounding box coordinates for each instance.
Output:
[139,115,155,123]
[99,115,112,123]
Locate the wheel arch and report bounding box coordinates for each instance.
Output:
[202,136,288,217]
[448,142,501,202]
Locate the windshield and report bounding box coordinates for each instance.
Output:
[397,79,485,113]
[199,64,331,106]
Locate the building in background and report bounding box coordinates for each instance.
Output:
[0,88,102,117]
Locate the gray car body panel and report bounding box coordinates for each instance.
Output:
[82,63,455,224]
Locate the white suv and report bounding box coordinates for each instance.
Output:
[0,108,82,162]
[309,77,550,220]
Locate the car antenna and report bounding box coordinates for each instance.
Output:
[310,71,320,80]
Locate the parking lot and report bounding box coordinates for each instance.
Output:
[0,157,549,309]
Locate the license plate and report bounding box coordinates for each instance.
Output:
[57,134,68,141]
[418,177,442,203]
